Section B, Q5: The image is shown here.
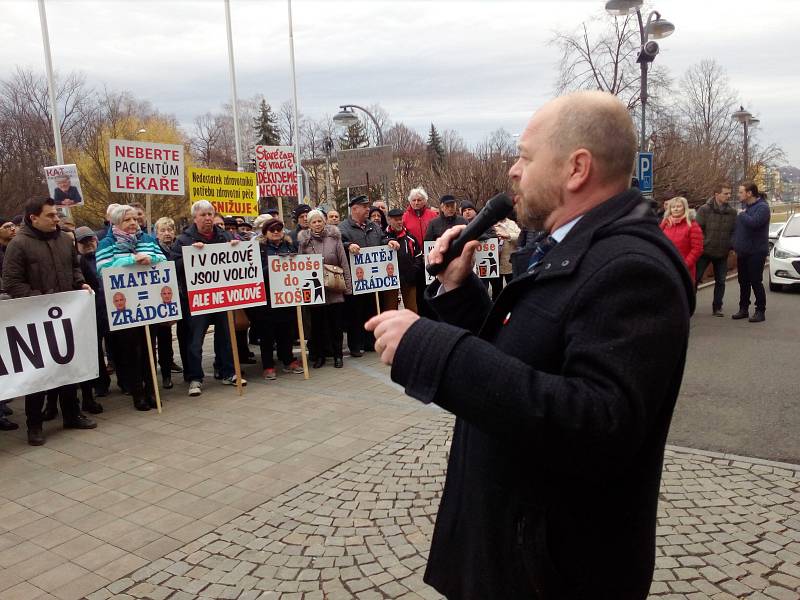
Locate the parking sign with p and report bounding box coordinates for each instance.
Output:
[637,152,654,194]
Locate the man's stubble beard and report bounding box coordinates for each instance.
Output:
[516,182,564,232]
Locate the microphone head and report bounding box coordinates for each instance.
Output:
[482,193,515,219]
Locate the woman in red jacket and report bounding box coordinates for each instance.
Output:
[660,196,704,280]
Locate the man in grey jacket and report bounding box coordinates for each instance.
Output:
[695,183,736,316]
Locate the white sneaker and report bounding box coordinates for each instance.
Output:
[188,381,202,396]
[221,375,247,386]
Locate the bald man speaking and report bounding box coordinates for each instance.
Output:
[366,91,695,600]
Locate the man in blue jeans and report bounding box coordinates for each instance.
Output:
[695,183,737,316]
[731,181,770,323]
[171,200,247,396]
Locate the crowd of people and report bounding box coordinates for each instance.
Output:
[0,178,770,444]
[0,187,522,444]
[658,180,771,322]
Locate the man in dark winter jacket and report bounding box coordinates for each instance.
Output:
[366,91,694,600]
[338,195,398,355]
[290,203,311,246]
[424,195,468,241]
[695,183,737,316]
[386,208,422,313]
[731,181,771,323]
[171,200,246,396]
[0,215,17,290]
[3,197,98,446]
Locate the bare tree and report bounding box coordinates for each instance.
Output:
[191,112,225,167]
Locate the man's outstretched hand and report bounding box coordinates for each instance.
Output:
[365,309,420,366]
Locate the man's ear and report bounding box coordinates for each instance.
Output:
[565,149,592,193]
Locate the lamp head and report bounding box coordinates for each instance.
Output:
[333,107,359,128]
[604,0,643,16]
[647,17,675,39]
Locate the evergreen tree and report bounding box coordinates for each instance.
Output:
[427,123,446,171]
[338,119,370,150]
[254,99,280,146]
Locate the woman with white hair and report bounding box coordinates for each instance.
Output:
[97,204,165,410]
[660,196,704,281]
[298,209,352,368]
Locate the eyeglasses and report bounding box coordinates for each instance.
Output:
[0,223,15,230]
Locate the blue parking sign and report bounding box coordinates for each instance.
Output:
[637,152,653,193]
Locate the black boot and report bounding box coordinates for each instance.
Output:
[333,357,343,369]
[313,356,326,369]
[731,309,749,320]
[0,417,19,431]
[748,310,765,323]
[27,427,45,446]
[82,391,104,415]
[133,396,151,411]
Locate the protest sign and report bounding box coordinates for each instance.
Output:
[424,238,500,284]
[188,168,258,217]
[337,146,393,187]
[255,145,297,198]
[182,240,267,315]
[109,139,185,196]
[44,164,83,207]
[102,262,182,331]
[0,291,98,401]
[349,246,400,295]
[266,254,326,307]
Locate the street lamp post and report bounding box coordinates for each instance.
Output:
[323,135,334,204]
[333,105,384,145]
[732,106,760,181]
[605,0,675,152]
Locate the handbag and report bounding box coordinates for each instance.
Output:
[309,236,347,293]
[323,264,347,293]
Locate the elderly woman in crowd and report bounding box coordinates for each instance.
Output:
[252,218,305,380]
[96,204,165,411]
[298,209,352,368]
[151,216,182,389]
[660,196,704,281]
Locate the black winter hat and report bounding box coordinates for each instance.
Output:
[439,195,457,205]
[460,200,476,212]
[387,208,404,218]
[348,195,370,207]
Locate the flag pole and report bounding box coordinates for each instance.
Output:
[224,0,244,172]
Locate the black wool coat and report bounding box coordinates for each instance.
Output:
[392,189,695,600]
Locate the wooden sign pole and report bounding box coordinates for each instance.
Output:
[143,326,163,413]
[296,306,310,380]
[226,311,243,396]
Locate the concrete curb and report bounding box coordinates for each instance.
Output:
[666,444,800,477]
[697,271,738,290]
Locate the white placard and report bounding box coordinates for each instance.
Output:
[349,245,400,295]
[255,145,298,198]
[266,254,326,307]
[424,237,501,284]
[181,240,267,315]
[109,139,185,196]
[44,163,83,207]
[0,291,99,400]
[102,262,182,331]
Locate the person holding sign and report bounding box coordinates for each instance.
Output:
[96,205,166,411]
[298,210,352,368]
[171,200,246,396]
[338,195,399,356]
[2,197,97,446]
[252,219,305,380]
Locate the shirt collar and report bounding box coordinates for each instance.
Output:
[550,216,582,244]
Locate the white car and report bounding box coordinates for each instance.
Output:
[769,214,800,292]
[768,221,786,250]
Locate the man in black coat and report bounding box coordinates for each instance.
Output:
[367,91,695,599]
[424,195,467,241]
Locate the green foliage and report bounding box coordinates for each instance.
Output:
[254,99,281,147]
[339,119,370,150]
[427,123,446,172]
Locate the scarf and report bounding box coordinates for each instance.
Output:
[111,226,139,254]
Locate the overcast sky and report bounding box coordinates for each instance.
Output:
[2,0,798,166]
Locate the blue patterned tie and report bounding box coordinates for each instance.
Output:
[527,236,558,272]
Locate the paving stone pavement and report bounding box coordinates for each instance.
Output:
[84,413,800,600]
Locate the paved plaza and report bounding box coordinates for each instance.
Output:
[1,352,799,599]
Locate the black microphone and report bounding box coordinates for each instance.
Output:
[426,192,514,277]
